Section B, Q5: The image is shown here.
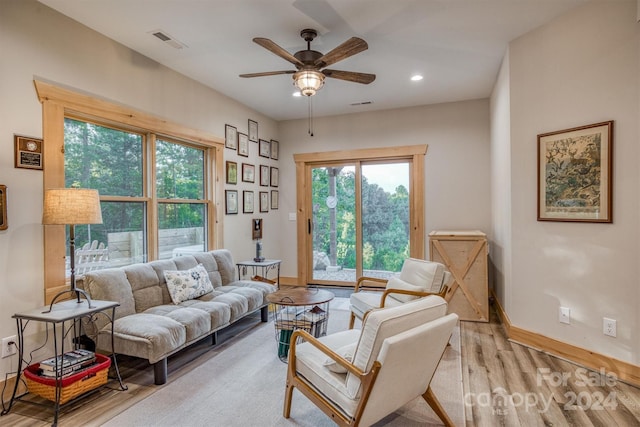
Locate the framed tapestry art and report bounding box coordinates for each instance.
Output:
[537,121,613,223]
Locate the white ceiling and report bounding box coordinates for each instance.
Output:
[38,0,586,121]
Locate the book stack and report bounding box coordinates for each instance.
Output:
[37,349,97,378]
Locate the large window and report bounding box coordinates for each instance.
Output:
[37,81,223,303]
[64,119,209,267]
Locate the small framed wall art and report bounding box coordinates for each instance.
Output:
[243,191,254,213]
[248,119,258,142]
[238,133,249,157]
[14,135,43,170]
[259,191,269,212]
[225,190,238,214]
[0,185,7,230]
[259,139,270,158]
[271,190,279,210]
[242,163,255,183]
[225,124,237,150]
[260,165,270,187]
[537,120,613,223]
[226,161,237,184]
[270,167,279,187]
[270,140,279,160]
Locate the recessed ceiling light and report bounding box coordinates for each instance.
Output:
[410,75,423,81]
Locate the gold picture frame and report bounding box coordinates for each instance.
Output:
[537,121,613,223]
[14,135,43,170]
[0,185,7,230]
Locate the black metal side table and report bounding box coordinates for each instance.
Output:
[1,299,127,426]
[237,259,282,287]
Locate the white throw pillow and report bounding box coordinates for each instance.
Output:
[385,277,424,303]
[164,264,214,304]
[399,258,446,293]
[323,342,357,374]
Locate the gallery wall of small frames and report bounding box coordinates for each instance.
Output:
[224,120,278,215]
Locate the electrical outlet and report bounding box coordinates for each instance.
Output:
[559,307,571,324]
[1,335,17,358]
[603,318,617,337]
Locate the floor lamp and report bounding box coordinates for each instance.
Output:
[42,188,103,309]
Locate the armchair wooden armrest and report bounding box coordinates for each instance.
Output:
[285,329,382,425]
[380,285,449,307]
[354,276,388,292]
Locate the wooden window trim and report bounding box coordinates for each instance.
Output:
[35,80,225,303]
[293,145,427,285]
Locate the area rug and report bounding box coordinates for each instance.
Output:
[102,298,464,426]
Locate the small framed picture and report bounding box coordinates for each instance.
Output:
[270,140,279,160]
[0,185,7,230]
[259,191,269,212]
[238,133,249,157]
[14,135,43,170]
[248,119,258,142]
[225,190,238,214]
[271,190,279,210]
[243,191,254,213]
[225,124,237,150]
[226,161,237,184]
[538,120,613,223]
[270,167,279,187]
[259,165,270,187]
[252,218,262,240]
[242,163,255,183]
[259,139,270,158]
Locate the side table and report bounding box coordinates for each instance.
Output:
[266,287,334,361]
[1,299,127,427]
[237,259,281,287]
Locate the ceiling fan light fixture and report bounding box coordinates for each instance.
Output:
[293,70,325,96]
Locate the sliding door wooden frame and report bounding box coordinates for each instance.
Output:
[294,144,427,286]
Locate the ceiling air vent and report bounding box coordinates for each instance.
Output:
[350,101,373,106]
[149,30,187,49]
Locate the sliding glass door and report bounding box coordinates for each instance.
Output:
[309,161,410,285]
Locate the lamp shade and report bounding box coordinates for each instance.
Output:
[42,188,103,225]
[293,70,325,96]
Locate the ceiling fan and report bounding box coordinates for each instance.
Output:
[239,29,376,96]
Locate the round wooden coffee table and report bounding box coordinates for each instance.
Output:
[267,287,334,361]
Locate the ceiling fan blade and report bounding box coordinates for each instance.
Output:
[314,37,368,68]
[253,38,304,68]
[239,70,296,78]
[322,69,376,84]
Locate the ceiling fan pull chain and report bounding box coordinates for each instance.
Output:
[308,96,314,137]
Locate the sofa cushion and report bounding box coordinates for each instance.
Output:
[349,291,403,321]
[97,313,186,364]
[385,277,423,303]
[144,306,211,342]
[82,268,137,333]
[125,263,170,312]
[193,252,223,288]
[210,249,237,286]
[323,341,358,374]
[163,264,214,304]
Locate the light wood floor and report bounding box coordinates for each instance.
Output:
[2,302,640,426]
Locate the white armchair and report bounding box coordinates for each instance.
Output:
[283,295,458,426]
[349,258,450,328]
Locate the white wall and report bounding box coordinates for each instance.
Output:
[500,0,639,363]
[0,0,280,376]
[277,99,492,278]
[490,51,512,307]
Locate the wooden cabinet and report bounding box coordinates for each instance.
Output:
[429,230,489,322]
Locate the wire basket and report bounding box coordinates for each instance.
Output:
[273,306,328,361]
[24,353,111,404]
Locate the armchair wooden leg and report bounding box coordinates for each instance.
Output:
[348,313,355,329]
[283,378,295,418]
[423,386,455,427]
